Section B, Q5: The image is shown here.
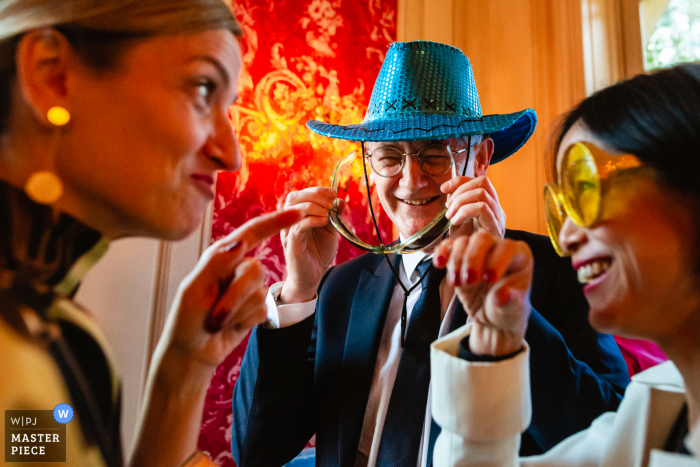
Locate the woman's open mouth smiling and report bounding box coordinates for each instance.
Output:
[572,257,614,296]
[576,258,612,284]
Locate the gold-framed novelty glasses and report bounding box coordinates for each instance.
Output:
[328,145,467,254]
[544,141,642,257]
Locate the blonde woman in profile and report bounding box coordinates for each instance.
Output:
[430,64,700,466]
[0,1,301,466]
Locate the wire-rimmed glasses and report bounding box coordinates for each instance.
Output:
[366,144,467,178]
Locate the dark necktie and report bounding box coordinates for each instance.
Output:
[376,259,446,466]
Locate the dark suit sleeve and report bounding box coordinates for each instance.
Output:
[503,230,629,455]
[231,314,316,466]
[231,269,334,466]
[455,307,626,456]
[530,239,629,395]
[507,230,629,392]
[522,308,623,454]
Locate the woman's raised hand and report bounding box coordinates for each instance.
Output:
[157,209,302,372]
[433,230,534,356]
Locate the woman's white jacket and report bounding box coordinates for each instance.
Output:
[430,324,700,467]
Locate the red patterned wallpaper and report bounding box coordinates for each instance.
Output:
[198,1,397,465]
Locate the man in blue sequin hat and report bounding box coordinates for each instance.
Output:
[308,41,535,163]
[232,41,629,467]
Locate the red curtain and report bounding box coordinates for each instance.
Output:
[198,1,397,465]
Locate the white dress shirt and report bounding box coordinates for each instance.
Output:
[265,252,457,467]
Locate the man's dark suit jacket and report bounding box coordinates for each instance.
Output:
[232,230,630,467]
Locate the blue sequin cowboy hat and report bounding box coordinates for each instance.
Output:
[307,40,537,164]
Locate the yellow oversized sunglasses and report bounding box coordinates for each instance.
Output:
[328,149,455,254]
[544,142,642,257]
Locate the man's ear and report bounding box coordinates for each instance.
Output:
[15,29,74,127]
[473,136,494,177]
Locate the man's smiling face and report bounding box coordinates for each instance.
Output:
[366,138,470,238]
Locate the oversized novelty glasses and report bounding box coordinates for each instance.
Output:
[366,144,467,178]
[544,141,642,257]
[328,145,464,254]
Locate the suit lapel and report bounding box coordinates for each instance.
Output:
[639,388,686,466]
[338,253,401,467]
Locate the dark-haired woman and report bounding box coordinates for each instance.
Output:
[429,63,700,466]
[0,1,300,466]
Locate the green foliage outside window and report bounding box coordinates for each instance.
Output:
[645,0,700,70]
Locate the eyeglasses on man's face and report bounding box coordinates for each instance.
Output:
[365,144,468,178]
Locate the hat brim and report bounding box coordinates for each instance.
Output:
[306,108,536,164]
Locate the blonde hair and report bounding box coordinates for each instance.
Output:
[0,0,239,40]
[0,0,240,129]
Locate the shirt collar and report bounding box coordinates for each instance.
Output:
[397,232,439,279]
[401,251,433,280]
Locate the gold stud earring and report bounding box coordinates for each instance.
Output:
[47,106,70,126]
[24,106,69,204]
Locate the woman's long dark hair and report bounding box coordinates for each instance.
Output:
[554,64,700,268]
[556,64,700,196]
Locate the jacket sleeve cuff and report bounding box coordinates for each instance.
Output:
[458,335,525,362]
[430,323,531,441]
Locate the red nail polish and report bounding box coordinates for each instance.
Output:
[449,270,459,285]
[466,269,478,284]
[483,270,496,283]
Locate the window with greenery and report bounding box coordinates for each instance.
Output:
[644,0,700,70]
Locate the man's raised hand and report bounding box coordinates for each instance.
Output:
[441,175,506,238]
[280,187,343,303]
